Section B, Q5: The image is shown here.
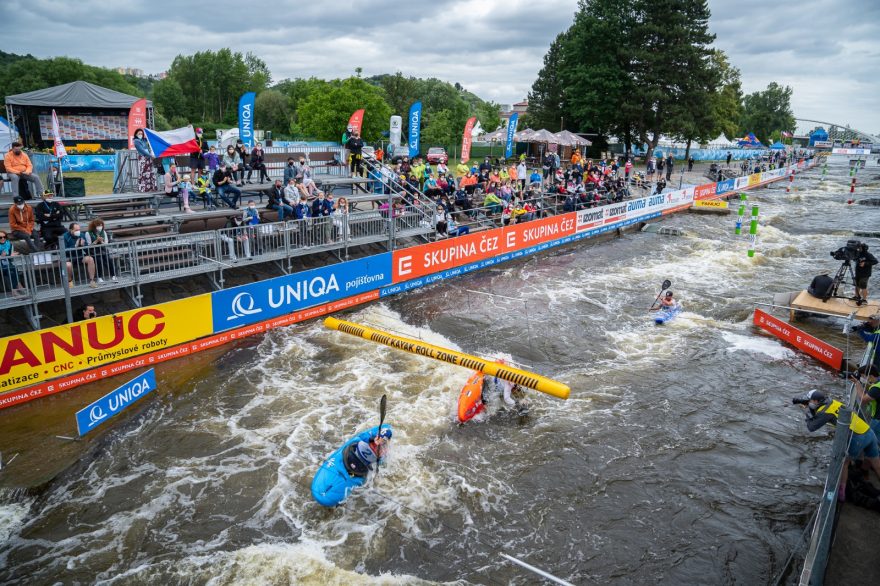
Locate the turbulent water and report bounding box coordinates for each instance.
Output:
[1,157,879,585]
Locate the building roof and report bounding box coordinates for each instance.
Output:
[5,80,152,109]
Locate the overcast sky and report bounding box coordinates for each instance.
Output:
[3,0,878,134]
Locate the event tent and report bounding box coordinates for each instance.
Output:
[5,80,153,148]
[554,129,592,147]
[769,141,786,150]
[709,133,736,147]
[0,116,14,153]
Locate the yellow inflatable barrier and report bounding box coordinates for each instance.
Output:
[323,317,570,400]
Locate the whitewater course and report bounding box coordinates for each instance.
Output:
[1,156,877,584]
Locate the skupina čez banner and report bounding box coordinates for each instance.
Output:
[0,163,811,408]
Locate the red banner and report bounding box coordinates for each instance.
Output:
[348,109,365,135]
[127,98,148,149]
[694,183,717,200]
[502,214,576,252]
[753,309,843,368]
[461,116,476,163]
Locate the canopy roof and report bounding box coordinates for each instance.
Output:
[555,129,592,147]
[5,80,152,109]
[524,129,560,144]
[769,141,786,150]
[710,133,736,147]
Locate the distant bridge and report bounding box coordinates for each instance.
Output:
[795,118,880,145]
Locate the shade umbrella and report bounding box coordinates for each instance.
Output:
[525,129,559,144]
[555,129,592,147]
[480,128,506,142]
[514,128,535,141]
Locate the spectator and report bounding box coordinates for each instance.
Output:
[248,142,270,183]
[267,180,294,220]
[300,160,323,198]
[479,157,492,174]
[529,169,542,190]
[34,190,66,249]
[460,171,478,196]
[666,154,674,181]
[194,168,217,209]
[235,140,249,185]
[516,160,527,191]
[213,164,241,209]
[437,161,449,176]
[79,304,98,321]
[220,214,251,261]
[435,204,449,238]
[8,196,42,252]
[85,218,117,283]
[223,145,243,186]
[0,230,26,297]
[345,130,365,177]
[424,175,441,198]
[726,151,732,167]
[687,155,695,172]
[332,196,349,242]
[624,159,633,181]
[4,141,45,200]
[204,145,221,172]
[283,158,299,185]
[132,129,158,192]
[293,193,312,221]
[311,192,333,243]
[63,222,97,288]
[178,174,194,213]
[189,128,208,178]
[646,156,656,180]
[483,191,503,215]
[163,164,180,201]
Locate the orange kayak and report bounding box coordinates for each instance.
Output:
[457,371,485,423]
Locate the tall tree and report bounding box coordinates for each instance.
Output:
[297,77,392,141]
[740,82,795,145]
[255,89,290,135]
[707,50,743,140]
[374,72,420,116]
[527,32,569,131]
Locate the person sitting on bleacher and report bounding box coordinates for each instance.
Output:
[8,196,42,252]
[213,163,241,209]
[193,168,216,209]
[34,190,66,249]
[4,141,45,200]
[268,179,294,220]
[460,171,478,196]
[248,143,270,184]
[223,146,243,187]
[294,193,312,221]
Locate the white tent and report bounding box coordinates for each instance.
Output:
[0,116,15,154]
[709,133,736,147]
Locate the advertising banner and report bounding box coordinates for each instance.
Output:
[502,213,576,253]
[505,113,519,159]
[348,109,365,136]
[127,98,148,149]
[238,92,256,149]
[693,200,728,209]
[211,254,392,332]
[694,183,717,200]
[393,229,499,282]
[75,369,156,436]
[51,110,67,158]
[735,176,749,189]
[407,102,422,158]
[461,117,476,163]
[0,295,212,396]
[753,309,843,368]
[716,178,736,194]
[747,173,762,186]
[389,115,402,149]
[832,148,870,155]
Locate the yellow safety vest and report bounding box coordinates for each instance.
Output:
[818,399,871,434]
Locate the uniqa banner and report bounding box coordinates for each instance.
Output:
[127,98,148,150]
[238,92,256,149]
[408,101,422,158]
[75,368,157,436]
[505,113,518,159]
[461,117,476,163]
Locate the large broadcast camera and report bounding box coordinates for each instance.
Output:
[830,240,863,262]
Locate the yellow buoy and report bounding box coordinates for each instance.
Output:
[323,317,570,400]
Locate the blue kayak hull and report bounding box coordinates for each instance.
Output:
[654,304,682,325]
[311,425,389,507]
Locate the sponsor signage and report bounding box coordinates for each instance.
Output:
[832,148,870,155]
[735,176,749,189]
[747,173,762,186]
[211,254,392,332]
[393,228,504,281]
[753,309,843,368]
[693,200,728,209]
[0,295,211,395]
[694,183,717,200]
[75,368,156,436]
[812,140,832,148]
[716,178,736,194]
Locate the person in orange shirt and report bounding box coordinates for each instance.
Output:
[459,171,478,195]
[8,196,42,252]
[508,164,518,184]
[571,149,581,166]
[4,141,45,199]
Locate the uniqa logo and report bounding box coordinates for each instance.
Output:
[89,405,108,425]
[228,292,263,321]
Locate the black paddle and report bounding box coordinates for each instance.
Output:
[374,394,387,477]
[648,279,673,310]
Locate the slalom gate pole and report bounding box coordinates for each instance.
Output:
[735,193,747,235]
[747,205,759,258]
[323,317,570,399]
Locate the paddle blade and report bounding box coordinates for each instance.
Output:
[661,279,672,290]
[378,394,387,431]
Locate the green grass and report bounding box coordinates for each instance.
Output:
[64,172,115,195]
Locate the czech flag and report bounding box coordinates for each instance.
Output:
[144,125,199,158]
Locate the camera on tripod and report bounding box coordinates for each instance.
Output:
[830,240,863,262]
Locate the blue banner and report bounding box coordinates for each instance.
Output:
[75,369,156,436]
[211,253,393,332]
[238,92,256,149]
[408,101,422,158]
[716,178,736,194]
[505,113,518,159]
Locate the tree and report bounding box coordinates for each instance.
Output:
[255,89,290,134]
[373,72,420,116]
[740,82,795,145]
[152,78,187,123]
[527,32,569,131]
[422,109,459,150]
[707,50,743,141]
[297,77,392,141]
[0,55,139,102]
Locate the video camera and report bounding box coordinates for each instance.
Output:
[792,397,811,406]
[831,240,863,262]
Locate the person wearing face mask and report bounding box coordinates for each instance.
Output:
[223,146,243,186]
[235,140,250,185]
[311,192,333,243]
[242,200,261,226]
[63,222,97,288]
[283,157,299,186]
[4,141,45,200]
[0,230,27,298]
[34,190,67,249]
[85,218,117,283]
[8,196,42,252]
[132,129,158,192]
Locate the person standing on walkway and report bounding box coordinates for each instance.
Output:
[665,154,674,181]
[345,131,365,177]
[5,141,45,199]
[687,156,695,172]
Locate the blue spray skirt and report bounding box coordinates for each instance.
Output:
[311,425,391,507]
[654,304,683,325]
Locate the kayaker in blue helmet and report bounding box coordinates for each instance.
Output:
[342,428,392,478]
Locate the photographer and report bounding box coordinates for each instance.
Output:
[855,243,878,305]
[793,389,880,501]
[79,304,98,321]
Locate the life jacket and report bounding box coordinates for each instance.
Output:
[867,381,880,420]
[817,399,871,434]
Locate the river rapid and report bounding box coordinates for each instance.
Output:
[1,157,879,585]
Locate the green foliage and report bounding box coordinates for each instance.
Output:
[0,54,140,103]
[255,89,290,134]
[707,50,743,140]
[528,32,569,132]
[421,109,459,148]
[297,77,392,141]
[740,82,795,145]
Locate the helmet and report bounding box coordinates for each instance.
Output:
[665,291,673,297]
[807,389,826,403]
[354,440,377,464]
[377,426,392,440]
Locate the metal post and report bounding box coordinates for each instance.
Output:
[57,237,74,324]
[499,553,575,586]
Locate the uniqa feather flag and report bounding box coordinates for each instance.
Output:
[144,126,199,158]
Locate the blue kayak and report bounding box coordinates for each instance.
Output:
[654,303,682,325]
[311,425,391,507]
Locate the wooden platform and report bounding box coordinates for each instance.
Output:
[790,290,880,320]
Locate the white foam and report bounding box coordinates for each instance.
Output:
[722,332,795,360]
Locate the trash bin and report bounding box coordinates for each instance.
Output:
[63,177,86,197]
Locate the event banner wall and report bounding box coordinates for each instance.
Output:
[0,161,815,408]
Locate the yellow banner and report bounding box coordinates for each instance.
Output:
[0,294,213,394]
[747,173,762,186]
[693,200,729,209]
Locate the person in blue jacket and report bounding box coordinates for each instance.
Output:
[293,194,312,247]
[342,428,392,478]
[311,192,334,244]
